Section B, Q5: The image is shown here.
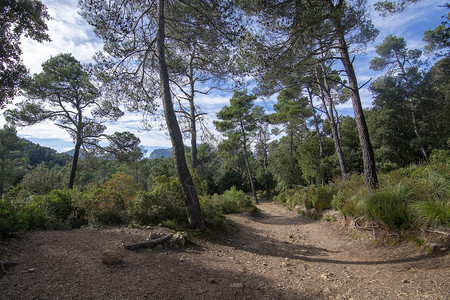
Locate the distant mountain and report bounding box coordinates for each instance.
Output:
[63,149,87,159]
[149,148,173,159]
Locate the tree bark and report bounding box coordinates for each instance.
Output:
[337,35,377,189]
[157,0,202,228]
[396,57,429,162]
[241,122,258,204]
[316,64,348,179]
[306,86,324,158]
[68,134,82,189]
[188,50,199,169]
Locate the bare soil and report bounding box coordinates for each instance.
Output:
[1,200,449,299]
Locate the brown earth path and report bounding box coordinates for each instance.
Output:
[1,200,449,299]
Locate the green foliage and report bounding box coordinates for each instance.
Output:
[356,184,411,229]
[220,186,255,214]
[274,184,335,212]
[411,200,449,227]
[74,173,140,225]
[0,0,51,107]
[200,186,257,225]
[199,194,226,229]
[20,163,65,195]
[295,133,337,184]
[0,199,28,238]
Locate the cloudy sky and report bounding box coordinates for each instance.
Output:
[1,0,447,154]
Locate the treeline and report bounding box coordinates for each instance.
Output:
[0,126,71,197]
[1,0,449,234]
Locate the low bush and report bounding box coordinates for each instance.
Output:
[0,200,28,238]
[74,173,140,225]
[356,183,411,229]
[220,186,255,214]
[411,200,450,227]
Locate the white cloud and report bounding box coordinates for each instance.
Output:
[21,0,103,74]
[5,0,447,153]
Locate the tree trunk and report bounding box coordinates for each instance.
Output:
[397,61,429,162]
[241,123,258,204]
[306,86,324,158]
[189,93,198,169]
[157,0,202,228]
[337,35,377,189]
[188,49,199,169]
[316,64,348,179]
[68,138,81,189]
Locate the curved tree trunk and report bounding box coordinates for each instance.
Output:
[157,0,202,228]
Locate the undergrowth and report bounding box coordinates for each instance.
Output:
[0,174,256,239]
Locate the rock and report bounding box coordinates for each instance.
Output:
[171,232,188,247]
[230,282,244,289]
[101,250,124,265]
[149,232,165,240]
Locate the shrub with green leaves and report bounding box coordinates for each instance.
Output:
[74,173,140,225]
[220,186,255,214]
[0,199,28,238]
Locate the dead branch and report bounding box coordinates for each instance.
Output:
[354,217,377,232]
[124,233,173,250]
[420,228,449,236]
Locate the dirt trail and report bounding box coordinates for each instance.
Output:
[1,200,449,299]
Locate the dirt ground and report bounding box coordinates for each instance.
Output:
[1,200,449,299]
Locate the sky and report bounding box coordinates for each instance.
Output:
[0,0,447,154]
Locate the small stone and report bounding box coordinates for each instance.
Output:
[320,273,333,280]
[101,250,124,265]
[27,268,36,273]
[323,287,332,294]
[230,282,244,289]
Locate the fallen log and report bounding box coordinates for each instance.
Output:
[124,233,173,250]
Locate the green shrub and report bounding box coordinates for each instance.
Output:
[311,185,334,211]
[199,194,226,228]
[0,200,28,238]
[220,186,255,214]
[332,191,345,211]
[74,173,140,225]
[411,200,450,227]
[357,184,411,229]
[20,163,65,195]
[429,149,449,165]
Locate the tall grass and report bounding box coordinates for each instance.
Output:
[356,183,411,229]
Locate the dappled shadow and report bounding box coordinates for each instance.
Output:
[252,210,314,226]
[0,229,321,299]
[224,211,448,267]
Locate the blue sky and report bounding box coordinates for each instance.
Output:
[0,0,447,154]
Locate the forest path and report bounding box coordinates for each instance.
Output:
[1,200,449,299]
